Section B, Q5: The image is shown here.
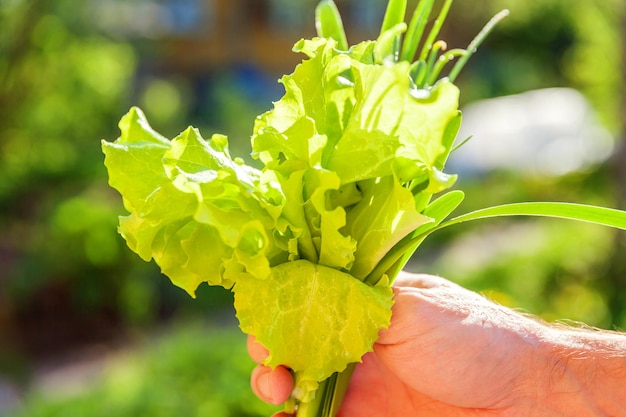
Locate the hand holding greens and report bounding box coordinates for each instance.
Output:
[102,1,626,417]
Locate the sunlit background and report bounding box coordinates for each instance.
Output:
[0,0,624,415]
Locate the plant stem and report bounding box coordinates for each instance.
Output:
[448,9,509,82]
[380,0,407,59]
[380,0,407,34]
[401,0,435,62]
[315,0,349,51]
[418,0,454,61]
[427,48,466,86]
[295,364,356,417]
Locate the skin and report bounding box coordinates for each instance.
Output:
[248,273,626,417]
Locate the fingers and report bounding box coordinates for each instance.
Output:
[247,334,270,364]
[247,335,294,405]
[251,364,294,405]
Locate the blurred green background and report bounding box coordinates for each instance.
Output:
[0,0,624,415]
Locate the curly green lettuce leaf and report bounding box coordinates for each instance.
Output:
[303,168,357,270]
[325,62,459,184]
[252,36,460,187]
[250,36,460,282]
[345,175,431,280]
[102,107,287,296]
[233,259,393,401]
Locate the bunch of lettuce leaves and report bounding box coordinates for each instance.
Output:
[102,1,626,416]
[103,30,460,395]
[102,0,467,407]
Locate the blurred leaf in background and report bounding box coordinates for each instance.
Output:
[0,0,138,364]
[7,322,278,417]
[0,0,234,388]
[448,0,623,132]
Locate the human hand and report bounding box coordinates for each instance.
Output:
[248,272,626,416]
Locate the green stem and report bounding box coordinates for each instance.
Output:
[438,202,626,232]
[380,0,407,34]
[420,40,447,87]
[295,365,356,417]
[365,190,466,285]
[364,232,427,286]
[417,0,454,61]
[426,48,466,86]
[372,201,626,287]
[315,0,349,51]
[409,61,428,88]
[295,379,327,416]
[374,22,408,63]
[380,0,407,59]
[409,60,427,87]
[448,9,509,82]
[400,0,436,62]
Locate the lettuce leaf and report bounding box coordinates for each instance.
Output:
[252,37,460,186]
[233,259,393,400]
[102,108,287,296]
[250,36,460,279]
[345,175,431,280]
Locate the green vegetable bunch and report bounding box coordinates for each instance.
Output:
[102,1,626,416]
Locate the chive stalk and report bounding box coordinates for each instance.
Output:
[448,9,510,82]
[427,48,467,86]
[380,0,407,59]
[315,0,349,51]
[400,0,436,62]
[417,0,454,61]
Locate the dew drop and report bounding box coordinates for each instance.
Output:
[336,75,354,88]
[410,88,431,100]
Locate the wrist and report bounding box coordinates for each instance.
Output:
[515,324,626,416]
